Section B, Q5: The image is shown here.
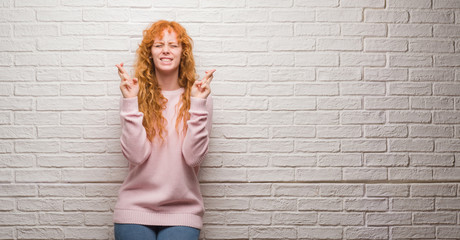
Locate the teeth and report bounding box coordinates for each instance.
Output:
[161,59,172,62]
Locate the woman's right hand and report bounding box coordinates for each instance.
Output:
[116,62,139,98]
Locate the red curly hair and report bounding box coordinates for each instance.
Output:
[135,20,196,142]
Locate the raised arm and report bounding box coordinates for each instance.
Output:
[181,69,215,167]
[117,62,151,166]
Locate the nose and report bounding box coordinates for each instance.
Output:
[161,45,170,54]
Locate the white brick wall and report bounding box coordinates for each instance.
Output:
[1,0,459,239]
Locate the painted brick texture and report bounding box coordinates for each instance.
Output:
[1,0,459,239]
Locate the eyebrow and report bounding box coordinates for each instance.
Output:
[154,40,178,44]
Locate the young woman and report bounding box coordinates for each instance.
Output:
[113,20,214,240]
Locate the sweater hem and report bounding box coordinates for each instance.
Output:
[113,209,203,229]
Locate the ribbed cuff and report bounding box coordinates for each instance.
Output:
[189,97,207,113]
[113,209,203,229]
[121,96,139,113]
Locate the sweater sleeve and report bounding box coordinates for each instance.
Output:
[181,95,213,167]
[119,96,152,166]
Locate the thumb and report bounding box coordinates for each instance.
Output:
[132,78,138,85]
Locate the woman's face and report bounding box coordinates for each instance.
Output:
[151,29,182,75]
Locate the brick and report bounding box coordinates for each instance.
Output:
[434,83,460,95]
[247,168,295,182]
[273,184,319,197]
[345,227,388,239]
[435,55,460,67]
[410,10,454,23]
[200,53,246,66]
[342,111,385,124]
[318,213,363,226]
[364,68,408,81]
[249,112,293,125]
[62,168,126,182]
[295,140,340,153]
[108,0,151,7]
[248,53,294,66]
[389,24,432,37]
[295,23,340,36]
[409,125,453,137]
[212,126,267,139]
[367,213,411,226]
[270,97,315,111]
[224,39,268,52]
[62,53,105,67]
[0,39,34,52]
[412,97,454,110]
[433,111,460,123]
[317,38,362,51]
[343,168,387,181]
[61,0,105,6]
[365,125,408,138]
[0,228,13,239]
[61,112,105,125]
[433,168,460,180]
[389,168,432,181]
[364,97,409,109]
[223,10,268,23]
[249,84,293,96]
[411,184,457,197]
[37,68,81,81]
[413,212,456,224]
[15,140,59,153]
[0,213,36,225]
[390,54,432,67]
[271,154,316,167]
[201,0,245,8]
[317,9,362,22]
[199,168,246,182]
[0,9,35,22]
[15,0,58,6]
[295,83,338,96]
[434,25,460,37]
[434,0,460,8]
[203,226,248,240]
[219,97,267,110]
[341,53,386,66]
[252,198,297,211]
[388,0,431,8]
[295,53,338,66]
[318,97,361,110]
[0,126,34,139]
[205,198,249,211]
[298,198,343,211]
[271,10,315,22]
[365,39,407,52]
[436,139,460,152]
[208,139,247,153]
[436,198,460,210]
[62,227,108,239]
[17,199,62,211]
[320,184,364,197]
[201,25,245,37]
[296,168,342,181]
[342,23,386,36]
[226,212,271,225]
[15,83,59,96]
[14,24,58,37]
[296,0,338,7]
[249,227,296,239]
[391,198,434,211]
[391,226,435,239]
[295,111,339,125]
[342,140,387,152]
[270,37,315,51]
[298,227,342,239]
[410,154,454,167]
[225,184,271,197]
[366,184,409,197]
[83,9,128,22]
[344,198,388,211]
[273,212,316,225]
[85,213,113,226]
[318,154,362,167]
[317,68,361,81]
[437,227,460,239]
[390,139,433,152]
[247,24,293,37]
[39,212,84,225]
[17,227,64,239]
[217,154,268,167]
[317,126,361,138]
[365,10,409,23]
[0,154,35,168]
[409,69,454,81]
[16,169,60,183]
[64,199,111,211]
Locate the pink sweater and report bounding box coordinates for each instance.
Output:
[113,88,212,229]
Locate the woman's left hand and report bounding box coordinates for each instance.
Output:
[191,69,216,99]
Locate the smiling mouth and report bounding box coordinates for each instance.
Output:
[160,58,173,62]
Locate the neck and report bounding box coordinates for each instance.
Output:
[156,69,180,91]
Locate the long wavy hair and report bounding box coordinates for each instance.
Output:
[135,20,196,142]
